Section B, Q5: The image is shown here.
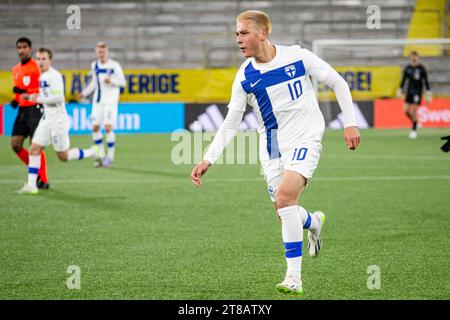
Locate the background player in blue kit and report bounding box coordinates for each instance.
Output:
[79,42,126,167]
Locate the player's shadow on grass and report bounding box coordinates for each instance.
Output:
[111,166,187,179]
[41,189,127,213]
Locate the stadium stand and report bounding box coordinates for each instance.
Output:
[0,0,448,95]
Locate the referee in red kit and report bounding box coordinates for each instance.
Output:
[10,37,49,189]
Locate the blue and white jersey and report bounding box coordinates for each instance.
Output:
[228,45,331,160]
[37,67,67,119]
[82,58,126,104]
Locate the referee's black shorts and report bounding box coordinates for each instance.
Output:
[12,105,43,138]
[405,92,422,105]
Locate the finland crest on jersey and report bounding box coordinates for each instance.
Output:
[285,64,296,78]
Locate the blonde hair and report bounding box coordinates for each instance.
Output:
[236,10,272,34]
[96,41,108,48]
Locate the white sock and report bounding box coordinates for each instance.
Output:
[106,131,115,161]
[93,131,105,158]
[298,206,320,232]
[278,205,303,277]
[68,148,96,161]
[28,155,41,188]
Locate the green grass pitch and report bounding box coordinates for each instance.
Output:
[0,129,449,299]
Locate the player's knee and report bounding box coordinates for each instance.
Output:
[57,152,68,161]
[11,144,22,153]
[10,140,22,153]
[275,190,297,209]
[29,145,41,156]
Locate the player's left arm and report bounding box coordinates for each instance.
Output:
[323,69,360,150]
[301,48,360,150]
[109,62,126,87]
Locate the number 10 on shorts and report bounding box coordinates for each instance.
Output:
[292,147,308,161]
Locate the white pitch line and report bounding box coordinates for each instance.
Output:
[0,175,449,185]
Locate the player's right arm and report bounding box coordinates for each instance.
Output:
[80,62,97,98]
[422,66,432,103]
[191,71,247,187]
[191,110,244,186]
[35,72,65,105]
[11,65,22,108]
[397,66,408,98]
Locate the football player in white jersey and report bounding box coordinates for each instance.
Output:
[79,42,126,168]
[191,11,360,296]
[18,48,101,194]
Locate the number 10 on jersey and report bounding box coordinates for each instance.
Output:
[288,80,302,101]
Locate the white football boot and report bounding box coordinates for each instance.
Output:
[276,272,303,296]
[102,156,113,168]
[92,145,102,159]
[17,183,38,195]
[93,145,103,168]
[307,211,326,257]
[409,130,417,139]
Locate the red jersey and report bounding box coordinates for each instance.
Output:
[11,58,40,107]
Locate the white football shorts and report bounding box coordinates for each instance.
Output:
[261,141,322,202]
[91,102,118,127]
[32,117,70,152]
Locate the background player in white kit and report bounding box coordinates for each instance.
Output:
[79,42,126,168]
[191,11,361,296]
[18,48,101,194]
